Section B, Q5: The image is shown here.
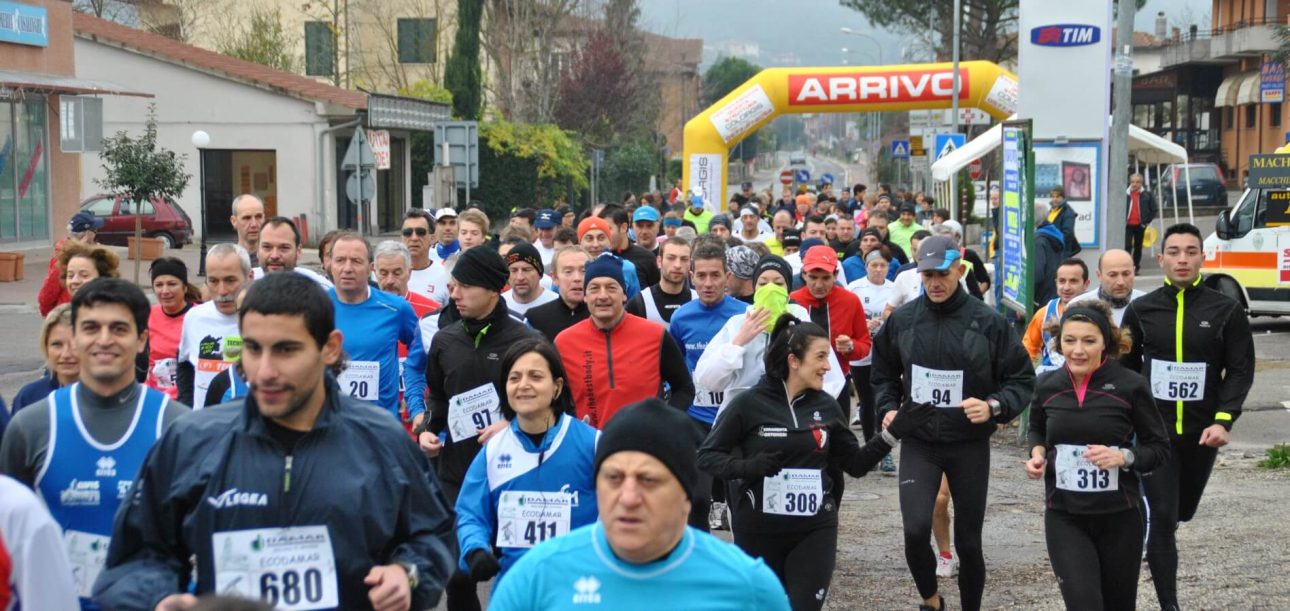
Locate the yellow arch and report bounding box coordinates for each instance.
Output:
[683,61,1018,208]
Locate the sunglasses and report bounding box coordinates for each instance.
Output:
[402,227,431,237]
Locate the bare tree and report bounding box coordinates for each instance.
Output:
[347,0,456,92]
[481,0,585,123]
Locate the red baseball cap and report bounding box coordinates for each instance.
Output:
[801,245,838,273]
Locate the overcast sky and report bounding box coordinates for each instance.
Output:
[637,0,1215,69]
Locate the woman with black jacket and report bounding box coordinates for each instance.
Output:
[698,315,933,611]
[1025,300,1170,610]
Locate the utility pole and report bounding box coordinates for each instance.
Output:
[1108,0,1134,251]
[950,0,962,218]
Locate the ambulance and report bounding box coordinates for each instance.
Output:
[1203,145,1290,316]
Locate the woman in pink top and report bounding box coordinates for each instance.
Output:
[145,257,202,399]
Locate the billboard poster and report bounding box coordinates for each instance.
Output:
[1000,121,1034,316]
[1034,141,1102,247]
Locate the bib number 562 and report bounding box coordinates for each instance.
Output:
[1168,381,1199,400]
[261,569,325,607]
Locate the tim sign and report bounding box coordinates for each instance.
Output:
[788,68,969,107]
[1030,24,1101,47]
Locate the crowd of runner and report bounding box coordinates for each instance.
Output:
[0,180,1255,611]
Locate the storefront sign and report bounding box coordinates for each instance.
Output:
[1266,190,1290,227]
[366,129,391,170]
[1247,154,1290,189]
[1261,58,1285,104]
[0,1,47,48]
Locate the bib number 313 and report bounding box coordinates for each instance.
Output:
[1054,444,1119,493]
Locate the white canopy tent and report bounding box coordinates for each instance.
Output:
[931,115,1193,225]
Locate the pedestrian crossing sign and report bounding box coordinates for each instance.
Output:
[891,140,910,160]
[934,133,966,161]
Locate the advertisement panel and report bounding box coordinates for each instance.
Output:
[1001,121,1034,316]
[1034,141,1102,247]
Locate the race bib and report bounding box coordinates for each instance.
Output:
[447,383,502,441]
[1054,444,1119,493]
[910,365,964,408]
[762,468,823,516]
[337,360,380,401]
[213,525,339,610]
[495,491,573,549]
[693,387,724,408]
[65,530,109,598]
[152,358,178,389]
[1150,360,1207,401]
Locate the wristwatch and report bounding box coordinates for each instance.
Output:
[397,561,419,590]
[1121,448,1136,469]
[987,398,1002,418]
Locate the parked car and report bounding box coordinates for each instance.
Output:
[1161,163,1228,208]
[79,194,193,249]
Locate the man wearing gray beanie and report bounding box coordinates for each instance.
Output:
[488,399,791,610]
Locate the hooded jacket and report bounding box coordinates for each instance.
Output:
[872,287,1035,443]
[1120,277,1255,437]
[789,285,872,376]
[92,375,455,610]
[1033,223,1065,307]
[697,375,890,534]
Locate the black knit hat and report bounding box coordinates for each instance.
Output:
[451,247,509,292]
[594,399,699,500]
[505,242,544,276]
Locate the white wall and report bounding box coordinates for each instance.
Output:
[74,38,344,241]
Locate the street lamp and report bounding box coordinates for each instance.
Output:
[839,27,884,65]
[191,130,210,276]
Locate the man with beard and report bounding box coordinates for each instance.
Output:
[627,237,696,328]
[253,217,333,288]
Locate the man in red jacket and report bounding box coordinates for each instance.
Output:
[555,256,694,428]
[790,244,872,416]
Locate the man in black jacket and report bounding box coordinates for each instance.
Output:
[599,203,661,288]
[95,272,454,611]
[1034,201,1067,309]
[1125,172,1158,272]
[872,236,1034,611]
[420,247,538,611]
[526,245,591,342]
[1120,223,1255,611]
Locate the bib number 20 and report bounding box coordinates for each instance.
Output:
[261,568,325,606]
[347,380,369,398]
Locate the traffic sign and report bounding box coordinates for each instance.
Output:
[909,136,925,157]
[969,158,983,180]
[794,169,811,183]
[779,170,794,185]
[342,126,377,171]
[890,140,910,160]
[820,172,835,185]
[346,171,376,203]
[934,133,966,161]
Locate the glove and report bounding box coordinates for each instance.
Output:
[886,402,936,440]
[466,548,500,582]
[740,451,784,478]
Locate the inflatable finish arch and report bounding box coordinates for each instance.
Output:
[682,61,1019,208]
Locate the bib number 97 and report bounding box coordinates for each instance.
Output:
[261,569,325,606]
[471,409,493,430]
[783,492,818,514]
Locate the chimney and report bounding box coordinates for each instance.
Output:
[1172,26,1182,42]
[1156,11,1168,39]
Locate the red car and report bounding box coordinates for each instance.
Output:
[79,194,193,249]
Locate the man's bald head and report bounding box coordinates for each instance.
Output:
[1096,249,1136,300]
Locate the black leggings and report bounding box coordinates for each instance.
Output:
[1045,508,1144,611]
[734,526,838,611]
[441,479,482,611]
[898,437,991,611]
[688,419,713,532]
[1142,435,1218,607]
[851,365,876,441]
[1126,224,1147,271]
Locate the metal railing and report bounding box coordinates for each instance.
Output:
[1158,16,1281,47]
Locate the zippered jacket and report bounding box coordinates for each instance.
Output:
[93,375,455,610]
[1119,277,1255,437]
[788,285,872,376]
[555,313,694,428]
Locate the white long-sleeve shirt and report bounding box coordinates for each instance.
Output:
[0,475,80,610]
[694,303,846,418]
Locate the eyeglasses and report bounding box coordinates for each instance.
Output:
[402,227,430,237]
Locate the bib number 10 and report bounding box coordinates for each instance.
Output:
[261,569,325,607]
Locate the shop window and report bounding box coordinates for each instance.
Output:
[397,18,436,64]
[304,21,335,77]
[1272,103,1283,128]
[1246,104,1257,129]
[0,100,50,241]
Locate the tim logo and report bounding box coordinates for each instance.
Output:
[1031,24,1101,47]
[572,576,601,604]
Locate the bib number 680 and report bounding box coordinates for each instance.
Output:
[261,569,325,606]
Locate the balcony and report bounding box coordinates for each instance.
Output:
[1157,17,1283,70]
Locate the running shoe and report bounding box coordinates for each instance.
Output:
[935,553,958,578]
[880,454,896,476]
[918,594,948,611]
